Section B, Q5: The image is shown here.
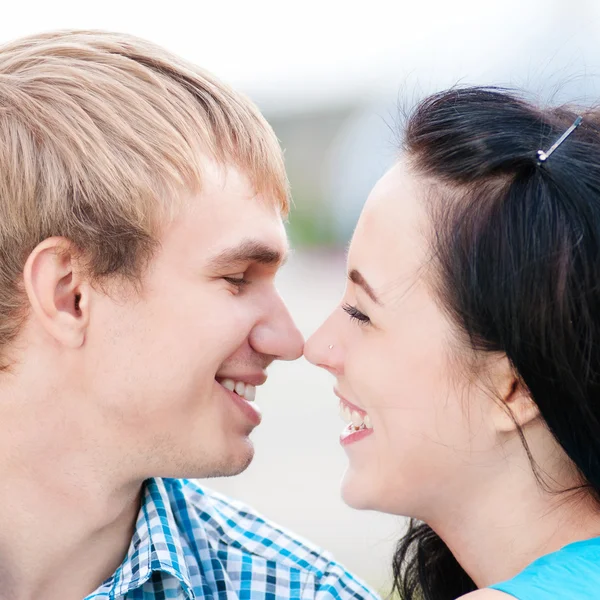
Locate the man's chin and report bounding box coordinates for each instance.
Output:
[194,438,255,480]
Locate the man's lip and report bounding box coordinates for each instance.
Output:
[215,372,268,387]
[334,388,367,417]
[219,385,262,426]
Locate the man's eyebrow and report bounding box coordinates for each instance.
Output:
[207,239,288,270]
[348,269,381,304]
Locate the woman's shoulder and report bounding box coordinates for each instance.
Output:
[459,591,514,599]
[482,537,600,600]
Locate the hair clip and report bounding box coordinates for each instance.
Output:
[537,116,583,163]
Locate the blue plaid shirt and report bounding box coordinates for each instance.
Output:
[85,478,380,600]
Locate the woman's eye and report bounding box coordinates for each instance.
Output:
[342,303,371,326]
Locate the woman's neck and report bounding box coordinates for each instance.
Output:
[427,438,600,588]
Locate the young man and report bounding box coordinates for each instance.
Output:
[0,31,379,600]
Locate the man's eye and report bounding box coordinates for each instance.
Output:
[223,276,250,288]
[342,303,371,326]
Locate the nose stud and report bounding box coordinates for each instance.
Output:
[328,344,334,350]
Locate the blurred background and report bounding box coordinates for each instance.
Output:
[2,0,600,593]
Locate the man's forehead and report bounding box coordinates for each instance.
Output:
[199,160,285,210]
[182,167,289,269]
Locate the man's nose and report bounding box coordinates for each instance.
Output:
[249,293,304,361]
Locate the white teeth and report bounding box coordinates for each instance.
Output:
[220,379,257,402]
[244,385,256,402]
[339,401,373,431]
[222,379,235,392]
[343,405,352,423]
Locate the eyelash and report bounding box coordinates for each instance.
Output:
[342,303,371,326]
[223,276,250,288]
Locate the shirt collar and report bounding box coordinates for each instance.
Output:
[107,478,196,599]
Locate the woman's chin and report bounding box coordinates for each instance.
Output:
[340,467,376,510]
[341,466,414,516]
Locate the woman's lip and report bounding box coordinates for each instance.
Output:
[340,425,374,446]
[333,388,368,417]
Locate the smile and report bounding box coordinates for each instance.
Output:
[339,401,373,431]
[336,392,374,446]
[219,378,256,402]
[216,376,263,427]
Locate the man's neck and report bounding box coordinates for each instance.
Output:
[0,364,147,599]
[0,466,142,600]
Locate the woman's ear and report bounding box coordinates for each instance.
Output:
[488,357,539,433]
[23,237,90,348]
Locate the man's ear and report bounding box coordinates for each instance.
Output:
[489,356,539,433]
[23,237,90,348]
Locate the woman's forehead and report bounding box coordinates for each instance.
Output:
[348,161,431,301]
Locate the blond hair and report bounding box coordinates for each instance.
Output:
[0,30,288,367]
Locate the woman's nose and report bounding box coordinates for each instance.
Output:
[304,310,343,376]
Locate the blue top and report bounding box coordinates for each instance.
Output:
[85,478,379,599]
[488,537,600,599]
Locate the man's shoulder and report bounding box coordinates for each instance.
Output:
[162,477,340,572]
[158,477,381,599]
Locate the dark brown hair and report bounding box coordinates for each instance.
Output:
[393,87,600,599]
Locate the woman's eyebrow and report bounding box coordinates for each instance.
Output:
[348,269,381,305]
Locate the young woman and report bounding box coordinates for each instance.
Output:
[305,87,600,599]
